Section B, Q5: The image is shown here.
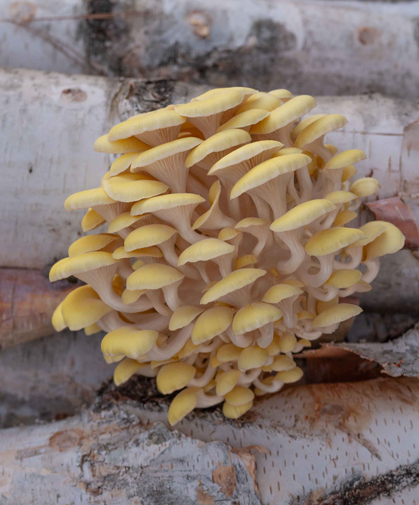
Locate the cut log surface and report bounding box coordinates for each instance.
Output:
[1,0,419,100]
[0,376,418,504]
[1,68,418,310]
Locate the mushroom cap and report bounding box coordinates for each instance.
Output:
[168,388,199,426]
[215,370,242,396]
[235,217,270,231]
[102,173,169,203]
[305,228,365,256]
[250,95,317,135]
[237,92,282,113]
[277,332,297,352]
[225,386,255,407]
[68,234,119,257]
[49,252,118,282]
[216,109,270,132]
[94,134,149,154]
[61,285,112,331]
[113,359,147,386]
[350,177,380,197]
[262,284,303,303]
[218,227,242,241]
[230,154,311,199]
[127,263,184,290]
[51,303,66,332]
[175,89,245,118]
[108,109,186,142]
[192,87,256,101]
[131,193,205,216]
[364,221,405,259]
[178,238,235,266]
[275,367,304,383]
[347,221,387,248]
[110,153,142,176]
[208,140,282,175]
[122,288,147,305]
[112,245,162,260]
[191,306,234,344]
[101,326,159,359]
[342,165,357,182]
[234,254,258,269]
[200,268,266,305]
[223,400,253,419]
[185,129,251,168]
[312,303,362,328]
[169,305,204,331]
[268,89,293,100]
[130,137,202,171]
[65,188,115,211]
[270,199,336,232]
[232,302,282,335]
[326,269,362,288]
[157,363,196,394]
[334,210,357,227]
[325,190,358,205]
[324,149,366,170]
[216,344,242,363]
[294,114,348,148]
[238,346,269,370]
[291,114,327,141]
[82,209,105,232]
[125,224,178,251]
[108,212,141,234]
[269,355,296,372]
[273,147,303,156]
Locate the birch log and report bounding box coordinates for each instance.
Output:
[1,0,419,100]
[1,376,418,504]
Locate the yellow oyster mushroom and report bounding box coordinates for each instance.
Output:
[157,363,196,394]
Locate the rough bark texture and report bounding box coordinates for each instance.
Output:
[1,376,419,504]
[1,0,419,100]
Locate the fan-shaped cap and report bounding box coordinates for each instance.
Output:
[342,165,357,182]
[169,305,204,331]
[168,387,198,426]
[223,400,253,419]
[218,228,241,241]
[250,95,317,135]
[326,269,362,288]
[108,212,142,234]
[269,89,293,100]
[291,114,327,141]
[262,284,303,304]
[217,109,269,132]
[294,114,348,149]
[275,367,304,383]
[103,173,168,203]
[192,87,256,101]
[232,302,282,335]
[334,210,357,227]
[191,306,234,344]
[215,370,242,396]
[235,254,258,269]
[65,188,115,211]
[125,224,178,251]
[110,153,142,177]
[122,288,147,305]
[350,178,380,197]
[157,363,196,394]
[238,346,269,370]
[277,332,297,352]
[113,359,147,386]
[230,154,311,199]
[305,228,365,256]
[347,221,387,248]
[50,252,118,282]
[178,238,234,266]
[61,285,112,331]
[127,263,184,291]
[200,268,266,305]
[270,355,296,372]
[131,193,205,216]
[312,303,362,328]
[270,199,336,232]
[94,135,149,154]
[217,344,242,363]
[225,386,255,406]
[175,89,244,117]
[364,221,405,259]
[101,327,159,359]
[68,234,119,257]
[325,191,357,205]
[82,209,105,231]
[112,246,162,260]
[237,92,282,113]
[324,149,366,170]
[52,303,66,332]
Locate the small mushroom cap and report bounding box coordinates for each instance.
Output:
[305,228,365,256]
[192,306,234,345]
[101,327,159,359]
[61,285,112,331]
[235,217,269,230]
[112,246,162,260]
[284,279,305,288]
[114,358,146,386]
[275,366,304,383]
[269,88,293,99]
[121,288,147,305]
[326,269,362,288]
[84,323,101,336]
[324,149,366,170]
[68,234,119,257]
[131,193,205,216]
[185,129,251,168]
[230,154,311,199]
[273,147,303,156]
[348,221,387,248]
[223,400,253,419]
[65,188,115,211]
[218,227,241,241]
[294,114,348,149]
[291,114,327,141]
[262,284,303,303]
[342,165,357,182]
[193,87,256,101]
[51,303,66,332]
[130,137,202,170]
[217,344,242,363]
[270,355,296,372]
[169,305,204,331]
[350,177,380,197]
[225,386,255,407]
[250,95,317,135]
[168,387,199,426]
[232,302,282,335]
[364,221,405,259]
[238,346,269,370]
[216,109,270,132]
[200,268,266,305]
[110,153,141,176]
[277,332,297,352]
[237,92,282,113]
[334,210,357,227]
[82,209,106,231]
[127,263,184,290]
[102,173,169,203]
[312,303,363,328]
[157,363,196,394]
[94,134,149,154]
[175,89,245,118]
[178,238,235,266]
[49,252,118,282]
[215,370,242,396]
[108,109,186,142]
[125,224,178,251]
[108,212,142,234]
[234,254,258,269]
[208,140,282,175]
[270,199,336,232]
[325,190,358,205]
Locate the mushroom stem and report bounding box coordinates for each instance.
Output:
[297,255,334,288]
[147,324,193,361]
[334,247,362,270]
[188,360,217,387]
[253,377,285,393]
[362,257,381,283]
[146,290,172,316]
[274,231,306,274]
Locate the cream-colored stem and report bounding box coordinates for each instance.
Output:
[275,231,306,274]
[146,290,172,317]
[334,247,362,270]
[147,324,192,360]
[253,377,284,393]
[188,362,217,388]
[362,257,381,283]
[296,166,313,202]
[297,255,334,288]
[306,285,338,302]
[237,368,262,385]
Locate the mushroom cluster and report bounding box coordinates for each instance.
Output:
[50,87,405,425]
